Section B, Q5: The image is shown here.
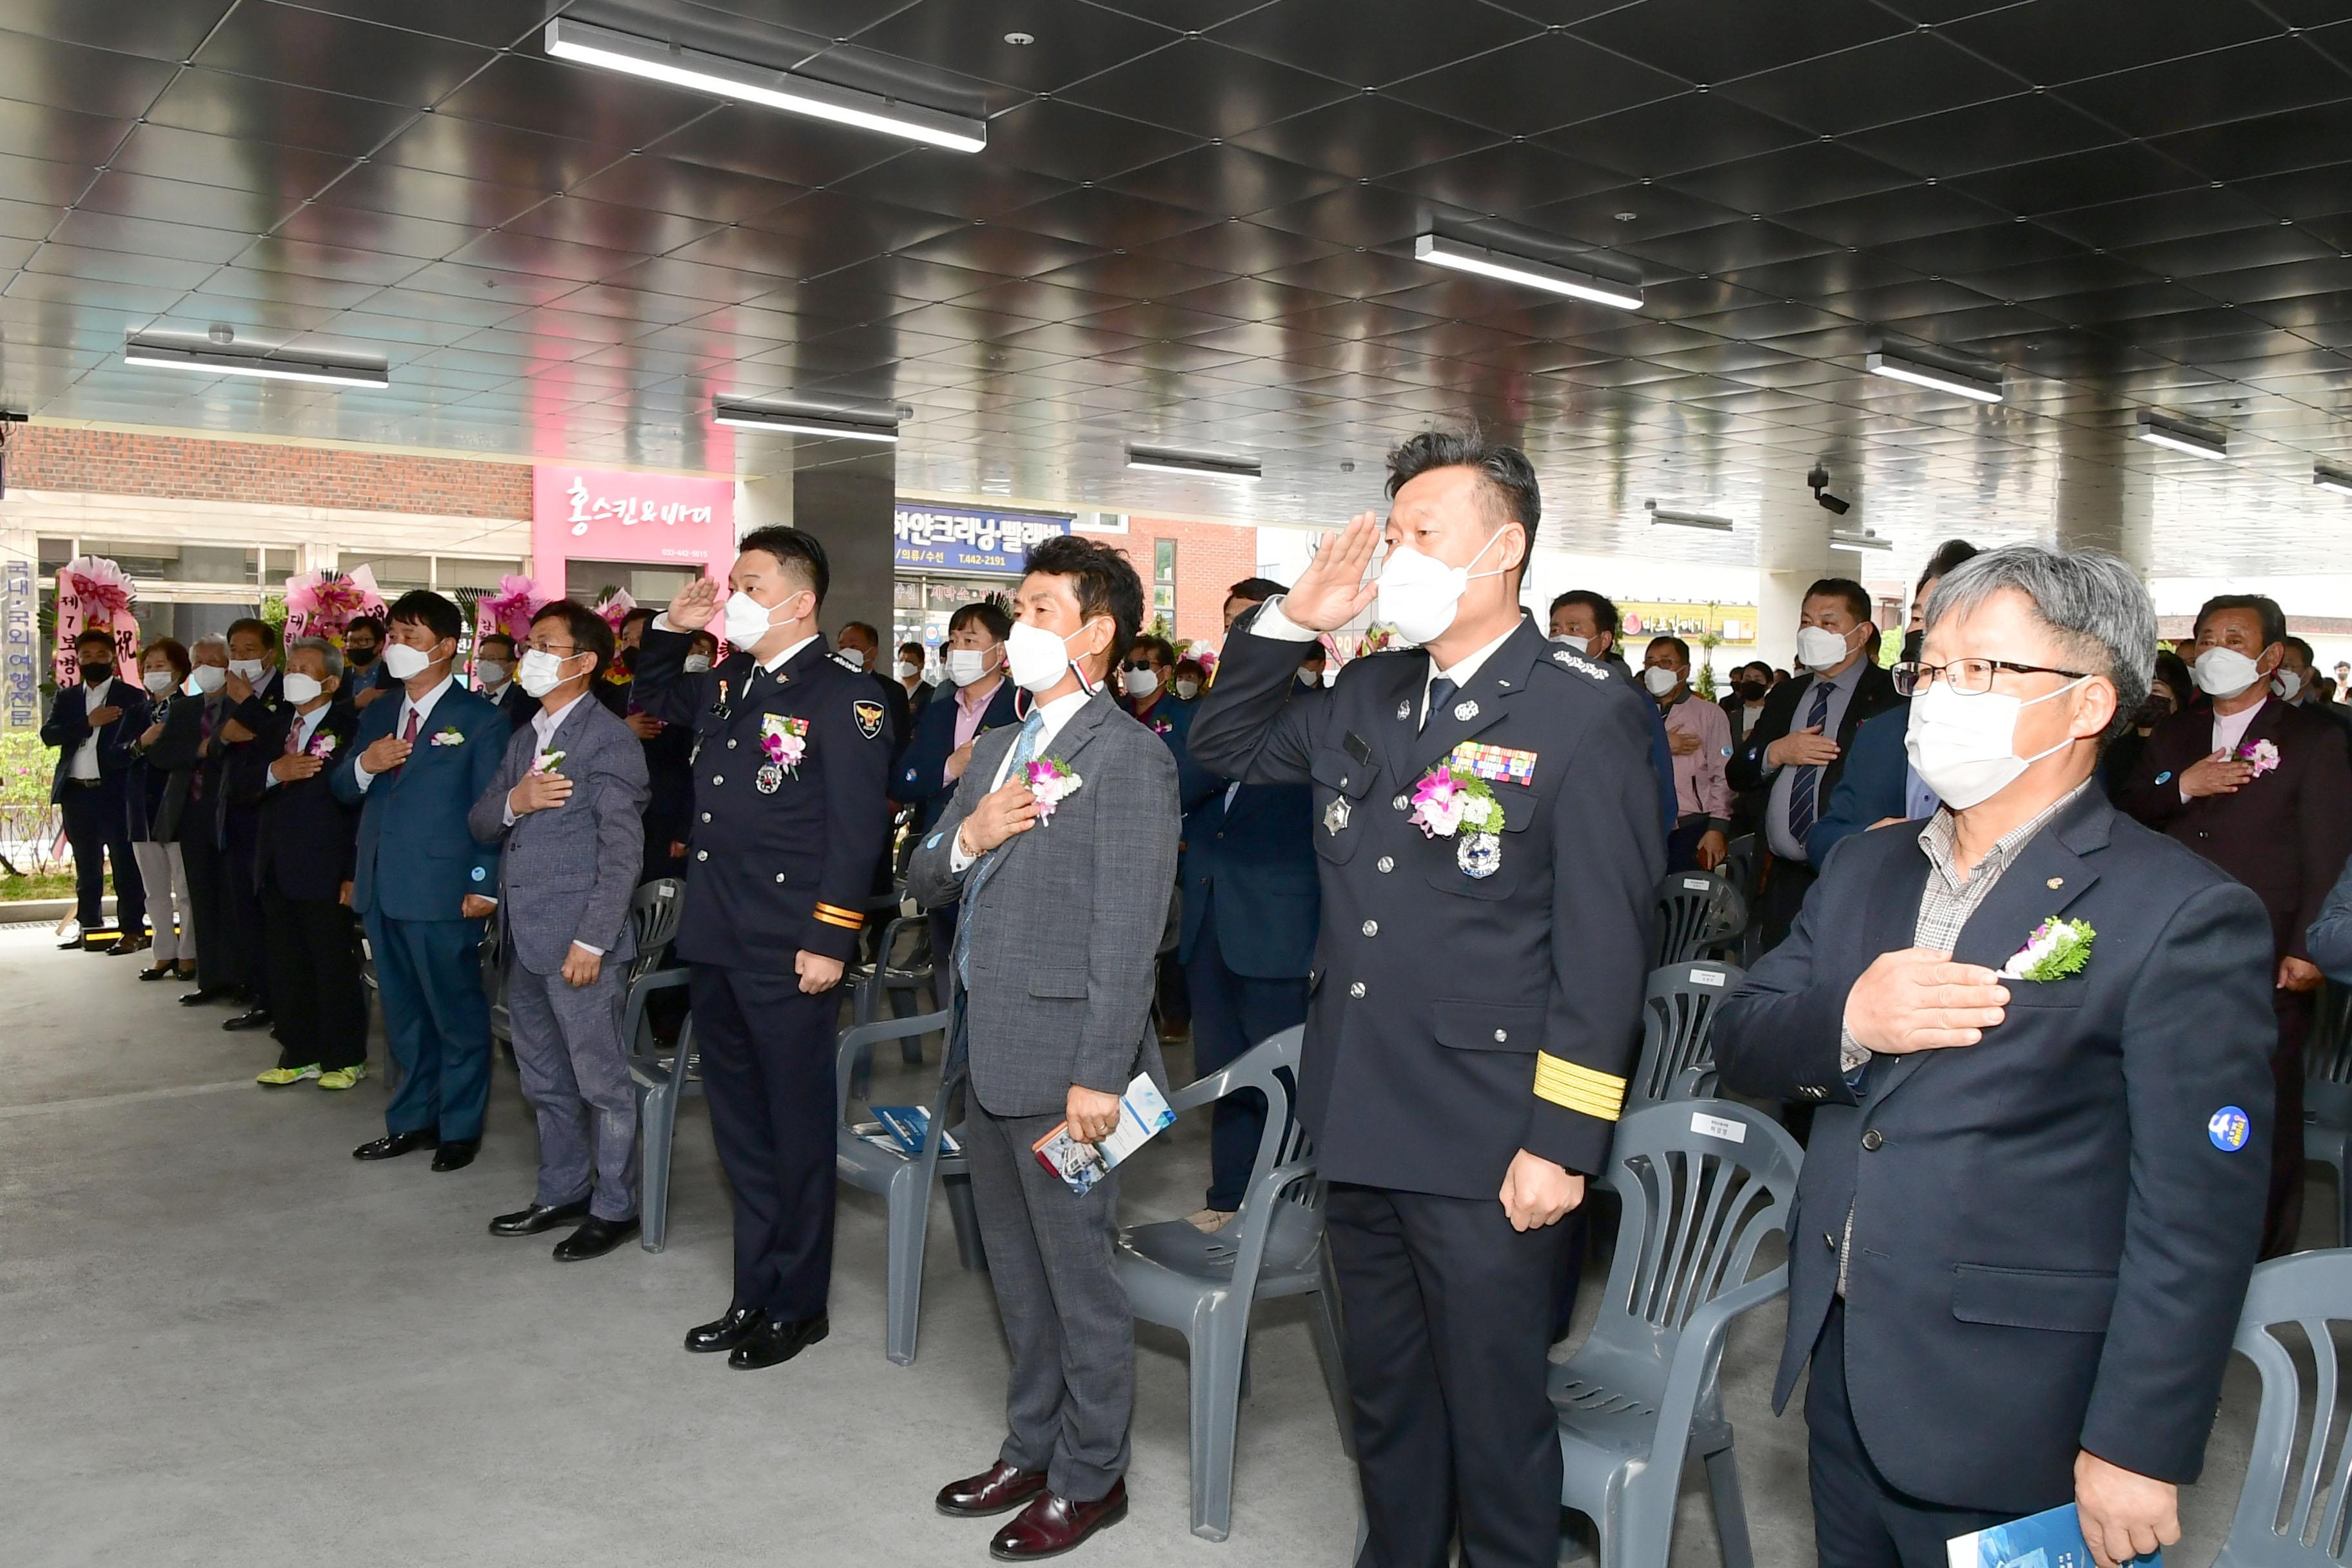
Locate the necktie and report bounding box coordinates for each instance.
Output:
[1787,680,1834,844]
[954,709,1047,990]
[396,704,419,776]
[1425,675,1457,732]
[284,718,303,756]
[191,701,213,800]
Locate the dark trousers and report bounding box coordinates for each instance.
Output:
[367,910,492,1141]
[60,779,144,932]
[262,881,366,1072]
[180,826,234,991]
[1182,919,1308,1211]
[1761,856,1816,955]
[1807,1300,2006,1568]
[2266,987,2313,1259]
[690,964,838,1322]
[1327,1182,1574,1568]
[1667,816,1710,873]
[509,959,637,1221]
[222,813,267,1003]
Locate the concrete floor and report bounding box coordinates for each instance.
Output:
[2,923,2288,1567]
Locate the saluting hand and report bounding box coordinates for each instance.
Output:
[1843,946,2008,1054]
[959,776,1038,856]
[667,576,721,633]
[1499,1150,1583,1231]
[1279,511,1382,633]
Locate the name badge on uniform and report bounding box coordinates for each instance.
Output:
[711,677,732,720]
[756,761,783,794]
[1449,740,1538,787]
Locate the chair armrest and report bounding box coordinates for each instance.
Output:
[1650,1264,1788,1444]
[621,966,692,1062]
[833,1008,953,1119]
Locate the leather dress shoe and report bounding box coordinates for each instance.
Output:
[137,964,175,982]
[553,1215,640,1262]
[727,1313,828,1369]
[990,1484,1127,1561]
[353,1130,438,1161]
[179,986,231,1006]
[488,1199,589,1237]
[683,1305,763,1354]
[937,1461,1048,1518]
[221,1007,273,1032]
[430,1139,480,1171]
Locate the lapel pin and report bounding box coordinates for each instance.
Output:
[1395,700,1411,720]
[2046,876,2063,888]
[1453,700,1479,721]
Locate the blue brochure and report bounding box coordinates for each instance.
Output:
[1946,1504,2161,1568]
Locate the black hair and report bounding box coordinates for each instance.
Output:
[1226,576,1289,604]
[687,629,720,655]
[897,640,925,661]
[1549,589,1620,636]
[385,589,462,645]
[478,632,515,657]
[1918,538,1979,591]
[529,598,617,681]
[1128,634,1177,670]
[226,615,279,651]
[1649,634,1691,665]
[1384,428,1541,554]
[1023,534,1144,681]
[345,614,385,642]
[838,620,880,647]
[74,626,115,652]
[950,601,1013,642]
[1803,577,1873,626]
[2284,634,2316,665]
[619,605,656,633]
[736,524,830,606]
[2194,593,2286,651]
[2151,647,2192,703]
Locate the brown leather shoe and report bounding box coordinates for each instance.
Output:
[936,1460,1047,1518]
[988,1483,1126,1560]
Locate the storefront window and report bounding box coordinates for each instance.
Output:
[1152,538,1176,629]
[893,575,1015,658]
[345,553,431,592]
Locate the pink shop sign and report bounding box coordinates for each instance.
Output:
[531,466,734,572]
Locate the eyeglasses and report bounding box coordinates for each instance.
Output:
[522,640,578,658]
[1892,658,2090,697]
[1122,660,1158,673]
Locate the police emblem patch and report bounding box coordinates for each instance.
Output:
[756,761,784,794]
[853,699,885,740]
[1324,796,1351,836]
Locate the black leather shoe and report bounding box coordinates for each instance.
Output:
[990,1484,1128,1561]
[109,934,151,956]
[137,965,175,982]
[179,986,230,1006]
[488,1199,589,1237]
[727,1314,828,1369]
[353,1131,438,1161]
[685,1305,763,1354]
[937,1460,1048,1518]
[430,1139,479,1171]
[553,1215,640,1262]
[56,933,83,950]
[221,1007,273,1032]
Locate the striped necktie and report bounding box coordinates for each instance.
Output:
[1787,680,1834,844]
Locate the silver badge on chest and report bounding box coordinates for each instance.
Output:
[1453,700,1479,721]
[756,761,783,794]
[1395,700,1411,720]
[1458,832,1501,879]
[1324,796,1351,836]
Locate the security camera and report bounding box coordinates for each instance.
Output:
[1807,464,1851,516]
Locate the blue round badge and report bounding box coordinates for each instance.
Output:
[2208,1106,2249,1152]
[470,865,486,882]
[2154,770,2173,787]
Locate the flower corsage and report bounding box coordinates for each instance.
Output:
[1023,756,1083,821]
[1409,761,1505,879]
[531,749,565,776]
[2000,917,2095,982]
[306,732,339,761]
[761,716,808,776]
[429,727,465,747]
[2234,738,2280,777]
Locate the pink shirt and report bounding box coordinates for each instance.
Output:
[1661,692,1734,821]
[952,678,1002,752]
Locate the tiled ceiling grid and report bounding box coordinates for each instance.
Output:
[0,0,2349,572]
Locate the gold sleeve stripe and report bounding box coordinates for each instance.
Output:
[1534,1054,1626,1122]
[812,906,864,931]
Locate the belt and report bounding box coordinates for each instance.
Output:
[66,777,103,789]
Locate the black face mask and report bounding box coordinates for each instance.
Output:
[346,643,377,666]
[1900,628,1926,665]
[1735,680,1767,703]
[81,661,113,683]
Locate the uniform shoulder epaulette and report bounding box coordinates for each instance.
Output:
[1540,646,1613,683]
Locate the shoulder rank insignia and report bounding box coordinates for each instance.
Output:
[852,699,885,740]
[1449,740,1537,787]
[1549,648,1610,680]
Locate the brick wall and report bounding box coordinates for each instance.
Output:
[1121,514,1259,649]
[9,424,531,519]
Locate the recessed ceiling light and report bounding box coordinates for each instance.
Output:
[124,333,387,388]
[1126,446,1261,482]
[1865,348,2003,404]
[712,397,899,442]
[2317,465,2352,496]
[1004,31,1035,45]
[1646,500,1734,532]
[2135,411,2228,461]
[544,18,986,153]
[1829,528,1892,553]
[1413,232,1643,310]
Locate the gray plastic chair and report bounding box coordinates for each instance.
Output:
[1113,1026,1353,1542]
[616,877,692,1251]
[1631,961,1747,1112]
[2303,988,2352,1251]
[2215,1250,2352,1567]
[1720,833,1759,901]
[834,1006,985,1366]
[482,901,511,1051]
[1552,1099,1803,1568]
[1652,871,1749,969]
[846,910,935,1097]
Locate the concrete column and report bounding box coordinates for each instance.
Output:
[1752,473,1856,669]
[2051,444,2152,575]
[737,450,894,642]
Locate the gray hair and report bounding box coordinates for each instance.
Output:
[191,633,227,656]
[1925,544,2152,743]
[286,635,344,683]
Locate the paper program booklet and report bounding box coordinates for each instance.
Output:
[1030,1073,1176,1194]
[1948,1504,2161,1568]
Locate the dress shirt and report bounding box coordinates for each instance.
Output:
[351,674,454,792]
[946,685,1090,873]
[498,691,590,826]
[1251,594,1516,730]
[1660,692,1734,824]
[68,677,111,779]
[953,676,1004,752]
[1765,658,1868,863]
[264,703,332,790]
[2179,698,2269,804]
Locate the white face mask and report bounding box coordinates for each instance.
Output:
[1904,674,2086,811]
[2191,645,2262,700]
[1795,624,1858,673]
[476,661,507,686]
[228,658,268,683]
[282,672,326,706]
[945,647,995,687]
[899,659,921,680]
[1297,668,1321,688]
[723,589,798,651]
[1173,678,1200,700]
[682,654,712,674]
[1375,531,1507,646]
[190,663,228,695]
[518,648,580,698]
[381,642,433,681]
[142,669,177,694]
[1551,632,1604,658]
[1006,619,1097,694]
[1121,665,1161,700]
[2273,667,2304,703]
[1642,665,1681,698]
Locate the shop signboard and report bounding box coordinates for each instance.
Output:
[530,466,734,582]
[3,556,34,730]
[894,502,1070,576]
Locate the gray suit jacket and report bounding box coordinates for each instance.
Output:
[907,690,1180,1118]
[468,693,650,977]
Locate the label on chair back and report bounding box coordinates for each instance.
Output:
[1683,877,1712,890]
[1690,1111,1746,1144]
[1689,969,1725,987]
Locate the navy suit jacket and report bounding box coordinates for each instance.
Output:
[234,702,361,903]
[1805,700,1917,865]
[329,682,509,922]
[42,679,147,803]
[1173,691,1320,978]
[894,678,1020,836]
[1712,788,2275,1512]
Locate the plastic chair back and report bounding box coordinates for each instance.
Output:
[623,877,684,987]
[2218,1251,2352,1567]
[1631,961,1745,1112]
[1652,871,1748,968]
[1720,833,1759,899]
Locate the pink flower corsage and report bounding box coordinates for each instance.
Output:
[306,732,339,761]
[2235,738,2280,777]
[1023,756,1084,821]
[1409,762,1505,878]
[761,715,808,775]
[1148,713,1173,737]
[530,749,564,776]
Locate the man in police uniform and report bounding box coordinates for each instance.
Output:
[632,525,893,1371]
[1190,431,1663,1568]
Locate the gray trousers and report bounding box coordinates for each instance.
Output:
[967,1096,1133,1503]
[507,959,638,1221]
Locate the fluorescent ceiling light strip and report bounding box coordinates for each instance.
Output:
[1865,350,2002,404]
[1830,531,1892,552]
[545,18,985,153]
[1413,233,1642,311]
[2317,467,2352,496]
[713,400,898,442]
[123,341,387,387]
[1126,448,1260,481]
[1646,502,1734,532]
[2135,418,2228,461]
